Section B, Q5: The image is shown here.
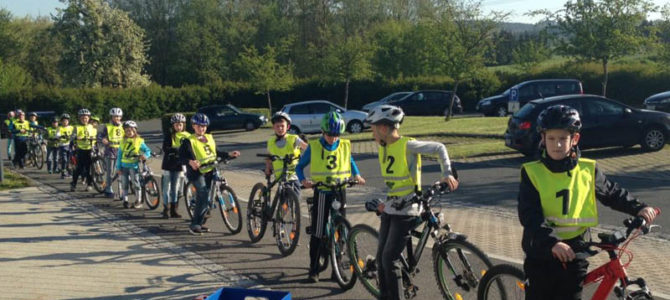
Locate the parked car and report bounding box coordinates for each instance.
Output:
[505,94,670,156]
[361,91,412,112]
[389,90,463,116]
[643,91,670,113]
[280,100,369,134]
[197,104,267,132]
[477,79,583,117]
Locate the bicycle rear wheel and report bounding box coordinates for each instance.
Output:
[246,182,268,243]
[433,238,493,300]
[331,216,356,290]
[275,190,301,256]
[183,182,197,219]
[477,264,525,300]
[218,185,242,234]
[348,224,381,298]
[143,176,161,210]
[91,158,106,193]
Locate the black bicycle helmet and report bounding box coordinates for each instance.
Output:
[536,105,582,133]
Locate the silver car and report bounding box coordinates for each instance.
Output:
[280,100,369,134]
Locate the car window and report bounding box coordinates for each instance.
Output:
[390,93,410,101]
[409,93,426,101]
[311,103,334,114]
[556,82,579,94]
[289,104,310,115]
[560,100,583,115]
[583,100,623,117]
[215,106,235,117]
[425,92,442,102]
[537,83,556,97]
[518,85,536,98]
[514,103,537,119]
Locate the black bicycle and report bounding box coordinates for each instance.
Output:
[27,129,45,170]
[90,139,107,193]
[247,154,302,256]
[183,156,243,234]
[348,182,494,300]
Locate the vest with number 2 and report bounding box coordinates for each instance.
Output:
[309,139,351,190]
[267,134,301,178]
[189,134,217,174]
[523,158,598,240]
[121,137,145,164]
[379,136,421,197]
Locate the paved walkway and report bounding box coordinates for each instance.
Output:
[0,186,257,300]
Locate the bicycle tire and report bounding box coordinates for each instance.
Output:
[331,216,356,290]
[275,189,301,256]
[433,238,494,300]
[348,224,381,298]
[218,185,242,234]
[28,148,36,168]
[143,176,161,210]
[34,145,44,169]
[246,182,268,243]
[183,182,197,220]
[477,264,525,300]
[91,158,106,193]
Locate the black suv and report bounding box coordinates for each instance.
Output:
[197,104,267,132]
[505,94,670,155]
[477,79,583,117]
[390,90,463,116]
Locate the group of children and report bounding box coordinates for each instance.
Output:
[4,103,661,299]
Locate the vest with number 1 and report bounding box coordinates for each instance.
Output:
[268,134,301,178]
[75,124,97,150]
[189,134,217,174]
[379,136,421,197]
[106,123,124,148]
[121,137,145,164]
[523,158,598,240]
[309,139,351,190]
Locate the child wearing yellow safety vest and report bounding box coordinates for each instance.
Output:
[161,113,190,218]
[296,111,365,283]
[100,108,124,198]
[115,120,151,209]
[70,109,98,192]
[518,105,658,300]
[9,110,31,169]
[364,105,458,300]
[45,117,62,174]
[58,114,74,179]
[179,113,240,235]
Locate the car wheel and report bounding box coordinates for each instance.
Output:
[641,126,666,151]
[347,120,363,133]
[245,121,256,131]
[288,126,300,134]
[496,106,508,117]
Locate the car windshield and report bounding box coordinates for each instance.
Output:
[383,92,411,103]
[227,104,242,113]
[514,103,536,119]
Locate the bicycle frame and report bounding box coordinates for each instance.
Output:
[583,255,628,300]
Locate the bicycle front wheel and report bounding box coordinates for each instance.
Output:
[348,224,381,298]
[275,189,301,256]
[91,158,106,193]
[433,238,493,300]
[34,146,44,169]
[218,185,242,234]
[477,264,525,300]
[246,183,268,243]
[143,176,161,210]
[183,182,197,220]
[331,216,356,290]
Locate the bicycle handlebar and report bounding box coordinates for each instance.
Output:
[312,178,359,190]
[391,182,451,210]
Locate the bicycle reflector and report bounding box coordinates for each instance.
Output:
[331,200,342,210]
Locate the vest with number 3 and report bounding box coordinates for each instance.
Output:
[189,134,217,174]
[379,136,421,197]
[309,139,351,190]
[121,137,145,164]
[523,158,598,240]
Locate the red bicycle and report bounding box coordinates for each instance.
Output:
[477,208,661,300]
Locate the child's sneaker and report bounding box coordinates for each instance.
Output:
[123,200,130,209]
[134,200,142,209]
[189,226,203,236]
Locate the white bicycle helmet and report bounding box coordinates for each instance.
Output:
[78,108,91,116]
[123,120,138,128]
[271,111,292,124]
[109,107,123,117]
[171,113,187,124]
[365,105,404,128]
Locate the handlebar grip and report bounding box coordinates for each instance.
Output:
[256,153,272,158]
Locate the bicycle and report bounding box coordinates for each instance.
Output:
[90,139,107,193]
[108,147,161,210]
[183,156,243,234]
[348,182,494,300]
[247,153,301,256]
[27,129,45,170]
[307,178,359,290]
[477,208,662,300]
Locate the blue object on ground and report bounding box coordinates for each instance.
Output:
[206,287,291,300]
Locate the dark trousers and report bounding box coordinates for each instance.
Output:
[72,149,92,187]
[377,213,415,300]
[524,257,588,300]
[46,146,59,172]
[13,139,27,168]
[308,189,346,275]
[190,173,214,228]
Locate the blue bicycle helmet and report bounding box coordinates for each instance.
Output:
[320,111,346,136]
[191,113,210,126]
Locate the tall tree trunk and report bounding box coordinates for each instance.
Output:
[344,78,350,109]
[601,58,608,97]
[266,90,273,114]
[446,81,460,121]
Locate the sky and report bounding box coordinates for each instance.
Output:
[0,0,666,24]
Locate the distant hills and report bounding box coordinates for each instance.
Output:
[498,22,546,34]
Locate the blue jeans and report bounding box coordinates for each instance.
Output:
[190,173,213,228]
[46,146,59,173]
[162,170,183,205]
[6,137,14,159]
[103,155,117,193]
[120,167,141,201]
[57,146,70,174]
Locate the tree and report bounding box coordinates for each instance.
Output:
[511,39,552,72]
[436,0,506,119]
[53,0,150,88]
[235,44,294,114]
[534,0,655,96]
[657,4,670,67]
[0,59,32,94]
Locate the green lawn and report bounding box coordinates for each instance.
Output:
[0,168,32,191]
